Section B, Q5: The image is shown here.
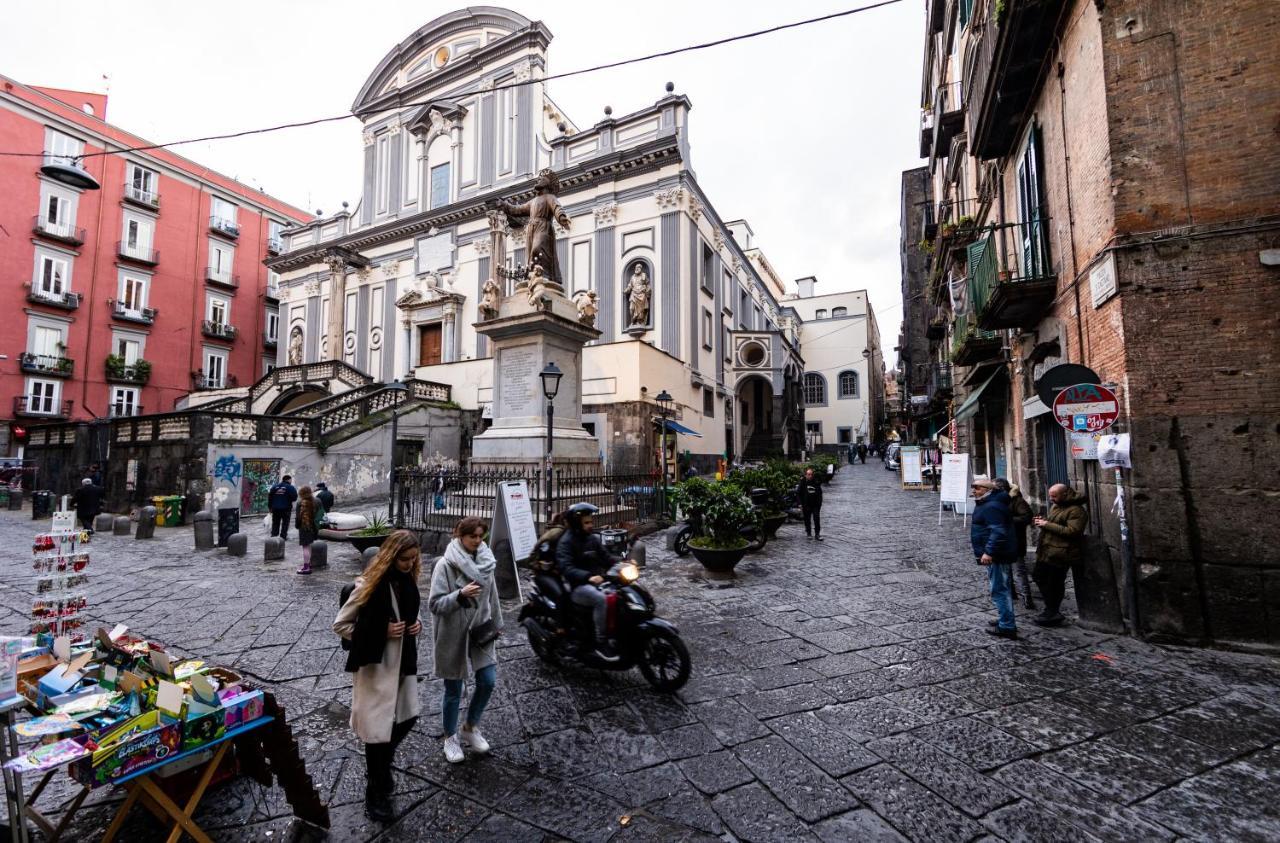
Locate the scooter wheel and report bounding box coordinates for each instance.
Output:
[743,527,767,553]
[674,526,692,557]
[526,624,557,664]
[637,628,691,692]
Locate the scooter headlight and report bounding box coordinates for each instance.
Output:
[618,562,640,583]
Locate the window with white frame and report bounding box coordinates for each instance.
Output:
[815,308,827,319]
[805,420,821,435]
[701,308,713,350]
[31,325,62,358]
[114,335,142,364]
[838,370,859,399]
[208,240,233,280]
[404,139,420,206]
[122,214,154,257]
[44,129,82,167]
[375,134,390,214]
[723,270,733,310]
[803,373,826,406]
[832,306,847,317]
[203,350,226,388]
[118,274,147,314]
[267,220,284,252]
[110,387,139,417]
[206,295,229,326]
[570,240,591,292]
[34,253,69,298]
[41,188,75,237]
[210,196,237,227]
[497,83,515,174]
[263,360,276,376]
[700,243,714,292]
[126,163,158,203]
[266,310,279,342]
[26,379,61,414]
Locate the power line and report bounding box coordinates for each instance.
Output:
[0,0,904,160]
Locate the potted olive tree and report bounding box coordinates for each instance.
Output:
[670,478,757,574]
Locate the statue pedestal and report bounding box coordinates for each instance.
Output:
[470,288,602,473]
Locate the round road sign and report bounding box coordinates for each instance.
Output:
[1052,383,1119,433]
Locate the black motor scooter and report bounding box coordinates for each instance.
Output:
[519,555,691,691]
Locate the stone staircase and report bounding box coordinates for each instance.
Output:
[743,431,785,460]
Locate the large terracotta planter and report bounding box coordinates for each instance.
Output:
[689,542,748,574]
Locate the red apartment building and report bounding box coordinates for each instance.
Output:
[0,76,310,454]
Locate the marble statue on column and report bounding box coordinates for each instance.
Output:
[624,263,651,327]
[479,279,501,321]
[497,168,571,285]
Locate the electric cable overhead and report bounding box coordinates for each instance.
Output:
[0,0,904,160]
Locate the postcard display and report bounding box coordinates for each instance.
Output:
[30,511,90,639]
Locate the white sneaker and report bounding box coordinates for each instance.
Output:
[460,727,490,754]
[443,734,465,763]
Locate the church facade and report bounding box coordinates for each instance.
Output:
[265,7,822,469]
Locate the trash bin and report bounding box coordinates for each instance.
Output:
[153,495,184,527]
[31,490,53,520]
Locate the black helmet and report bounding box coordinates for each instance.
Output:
[566,502,599,530]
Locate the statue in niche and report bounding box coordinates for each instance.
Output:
[574,289,599,327]
[496,168,570,285]
[478,278,501,321]
[624,262,651,327]
[287,326,304,365]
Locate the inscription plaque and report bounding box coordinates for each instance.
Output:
[498,345,539,418]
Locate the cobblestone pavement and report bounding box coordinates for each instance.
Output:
[2,464,1279,841]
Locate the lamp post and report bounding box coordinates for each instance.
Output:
[385,380,410,522]
[539,362,563,526]
[655,389,673,523]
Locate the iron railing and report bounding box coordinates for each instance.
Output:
[267,236,283,254]
[202,320,237,340]
[108,404,144,418]
[111,300,157,324]
[209,216,240,238]
[951,311,1000,361]
[105,359,150,385]
[32,216,85,245]
[27,288,82,310]
[123,183,160,208]
[206,267,239,288]
[967,218,1054,314]
[13,396,73,418]
[118,241,159,265]
[19,353,73,378]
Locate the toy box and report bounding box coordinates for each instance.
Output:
[181,701,227,752]
[219,689,265,729]
[70,710,181,787]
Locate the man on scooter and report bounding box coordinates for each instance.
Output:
[555,502,622,663]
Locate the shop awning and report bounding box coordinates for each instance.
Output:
[955,368,1004,422]
[655,418,703,437]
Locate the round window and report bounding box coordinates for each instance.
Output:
[739,341,766,367]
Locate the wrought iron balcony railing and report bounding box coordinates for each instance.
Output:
[118,241,159,265]
[209,216,240,238]
[19,352,73,378]
[13,396,73,418]
[32,216,85,246]
[123,183,160,208]
[111,300,158,324]
[26,288,81,310]
[202,320,237,341]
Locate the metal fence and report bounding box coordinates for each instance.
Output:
[392,465,660,532]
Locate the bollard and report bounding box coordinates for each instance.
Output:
[6,490,22,511]
[112,516,132,536]
[264,537,285,561]
[194,510,215,551]
[664,525,685,551]
[135,507,157,539]
[361,546,380,568]
[630,543,647,568]
[309,540,328,569]
[227,533,248,557]
[94,513,115,533]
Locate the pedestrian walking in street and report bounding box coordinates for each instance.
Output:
[971,476,1017,639]
[858,442,868,464]
[267,475,298,541]
[70,477,104,531]
[332,530,422,824]
[797,467,824,540]
[429,517,503,764]
[995,477,1036,610]
[87,462,103,488]
[1032,483,1089,627]
[314,482,335,512]
[295,486,326,575]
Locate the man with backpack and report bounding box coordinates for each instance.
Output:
[268,475,298,541]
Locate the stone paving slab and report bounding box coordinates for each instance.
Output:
[1,461,1278,841]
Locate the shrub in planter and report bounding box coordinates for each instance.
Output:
[669,478,755,551]
[728,465,792,530]
[350,512,393,551]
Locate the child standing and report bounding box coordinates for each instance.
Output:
[295,485,326,575]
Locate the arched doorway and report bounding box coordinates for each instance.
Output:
[735,375,778,460]
[265,385,330,415]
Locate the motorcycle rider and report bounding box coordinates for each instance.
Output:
[555,502,622,663]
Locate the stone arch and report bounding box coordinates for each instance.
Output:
[265,385,330,416]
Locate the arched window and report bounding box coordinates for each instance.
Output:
[831,306,847,317]
[838,370,859,399]
[803,373,826,406]
[815,308,828,319]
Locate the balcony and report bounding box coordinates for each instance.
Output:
[919,108,935,158]
[117,241,159,266]
[108,403,144,418]
[264,333,278,350]
[930,362,954,397]
[265,283,280,302]
[111,300,158,325]
[19,352,73,378]
[32,216,85,247]
[26,287,82,311]
[105,356,151,385]
[202,320,237,341]
[970,220,1058,330]
[932,81,964,156]
[122,183,160,210]
[13,396,73,419]
[951,311,1002,366]
[192,372,237,391]
[206,267,239,290]
[267,236,283,255]
[209,216,240,239]
[967,0,1068,159]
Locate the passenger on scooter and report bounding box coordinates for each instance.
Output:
[555,502,622,663]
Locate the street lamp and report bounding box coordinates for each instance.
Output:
[385,380,410,522]
[540,362,563,525]
[655,389,673,522]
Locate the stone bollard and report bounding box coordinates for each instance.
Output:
[112,516,132,536]
[6,490,22,511]
[361,546,380,568]
[94,513,115,533]
[630,543,647,568]
[194,510,215,551]
[664,525,685,551]
[309,541,328,569]
[227,533,248,557]
[135,507,157,539]
[264,537,285,561]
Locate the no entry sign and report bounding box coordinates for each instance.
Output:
[1052,383,1119,433]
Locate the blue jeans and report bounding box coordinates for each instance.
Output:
[442,664,497,737]
[988,561,1016,630]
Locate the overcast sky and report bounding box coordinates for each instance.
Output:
[5,0,925,362]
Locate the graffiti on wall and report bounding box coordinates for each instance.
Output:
[212,454,242,487]
[240,459,281,514]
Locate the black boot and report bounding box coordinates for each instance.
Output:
[365,784,395,823]
[364,744,397,823]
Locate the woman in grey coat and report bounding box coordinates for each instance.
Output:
[428,516,503,763]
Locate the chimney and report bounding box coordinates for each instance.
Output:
[796,276,817,298]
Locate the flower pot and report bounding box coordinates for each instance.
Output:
[689,543,748,574]
[761,514,786,540]
[349,533,390,553]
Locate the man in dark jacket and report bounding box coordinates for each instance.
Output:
[71,478,104,531]
[1032,483,1088,626]
[555,503,622,662]
[995,478,1036,610]
[857,443,867,464]
[797,467,824,540]
[971,477,1017,638]
[314,482,335,512]
[267,475,298,540]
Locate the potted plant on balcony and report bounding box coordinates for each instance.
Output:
[670,478,756,574]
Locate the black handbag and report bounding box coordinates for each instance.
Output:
[469,618,500,648]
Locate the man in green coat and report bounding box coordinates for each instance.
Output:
[1031,483,1088,626]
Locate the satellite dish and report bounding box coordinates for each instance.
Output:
[1036,363,1101,407]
